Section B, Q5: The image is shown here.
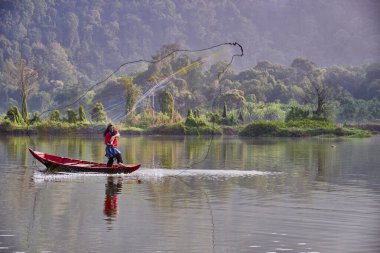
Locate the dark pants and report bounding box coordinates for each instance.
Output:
[107,153,123,167]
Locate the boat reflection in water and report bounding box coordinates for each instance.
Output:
[103,176,123,229]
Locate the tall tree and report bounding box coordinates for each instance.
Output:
[120,77,141,115]
[66,108,77,123]
[304,70,332,117]
[91,102,107,122]
[6,58,39,123]
[158,90,174,119]
[78,105,87,122]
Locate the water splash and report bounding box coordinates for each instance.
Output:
[136,168,280,178]
[33,168,280,182]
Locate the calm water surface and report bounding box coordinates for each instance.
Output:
[0,135,379,253]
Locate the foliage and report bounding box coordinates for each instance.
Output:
[187,109,194,118]
[4,58,40,123]
[218,113,239,126]
[32,121,92,134]
[207,111,221,124]
[222,103,227,118]
[238,111,244,122]
[4,106,24,124]
[0,120,14,131]
[239,119,370,137]
[336,128,371,137]
[49,110,61,121]
[148,122,221,136]
[285,119,335,128]
[239,122,285,137]
[206,110,238,126]
[246,102,286,122]
[158,90,174,119]
[184,124,222,135]
[121,77,141,115]
[91,102,107,122]
[217,90,247,110]
[78,105,87,122]
[29,112,41,125]
[285,106,310,122]
[336,97,380,123]
[132,111,176,129]
[66,109,77,123]
[185,113,207,127]
[147,122,186,135]
[302,70,332,117]
[291,58,317,73]
[0,2,379,125]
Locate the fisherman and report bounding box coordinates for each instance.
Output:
[104,123,125,167]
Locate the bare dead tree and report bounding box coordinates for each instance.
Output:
[6,58,40,123]
[303,70,332,117]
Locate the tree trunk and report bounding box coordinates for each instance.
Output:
[21,93,28,123]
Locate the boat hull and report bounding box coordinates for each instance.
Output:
[29,148,141,174]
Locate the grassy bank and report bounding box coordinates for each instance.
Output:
[0,120,222,136]
[239,120,372,137]
[0,119,372,137]
[0,120,104,135]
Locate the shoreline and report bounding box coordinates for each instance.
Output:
[0,122,375,138]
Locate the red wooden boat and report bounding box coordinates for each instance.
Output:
[29,148,141,174]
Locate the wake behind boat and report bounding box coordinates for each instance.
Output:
[29,148,141,174]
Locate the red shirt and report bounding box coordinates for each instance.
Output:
[104,130,119,147]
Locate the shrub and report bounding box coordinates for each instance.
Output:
[29,112,41,125]
[206,111,239,126]
[78,105,87,122]
[4,106,24,124]
[91,102,107,122]
[185,108,208,127]
[285,106,309,122]
[0,120,14,131]
[66,109,78,123]
[309,115,329,122]
[218,113,239,126]
[148,122,186,135]
[49,110,61,121]
[185,115,207,127]
[34,121,92,134]
[239,121,285,137]
[285,119,335,128]
[207,111,221,123]
[334,127,371,137]
[133,111,173,129]
[184,124,222,135]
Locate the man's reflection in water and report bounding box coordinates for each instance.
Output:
[104,176,123,229]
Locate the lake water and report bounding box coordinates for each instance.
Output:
[0,135,379,253]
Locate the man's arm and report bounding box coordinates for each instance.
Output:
[110,131,120,143]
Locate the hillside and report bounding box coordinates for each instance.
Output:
[0,0,379,123]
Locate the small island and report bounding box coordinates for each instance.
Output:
[0,105,373,138]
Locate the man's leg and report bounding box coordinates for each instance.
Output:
[115,153,124,164]
[107,157,114,167]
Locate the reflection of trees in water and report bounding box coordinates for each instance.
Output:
[73,136,292,171]
[91,141,104,163]
[279,140,342,197]
[68,140,77,158]
[68,138,95,161]
[2,136,31,166]
[128,136,190,168]
[104,176,123,229]
[316,147,328,181]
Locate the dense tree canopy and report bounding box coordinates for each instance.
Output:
[0,0,379,124]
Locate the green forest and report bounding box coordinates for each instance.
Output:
[0,0,379,136]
